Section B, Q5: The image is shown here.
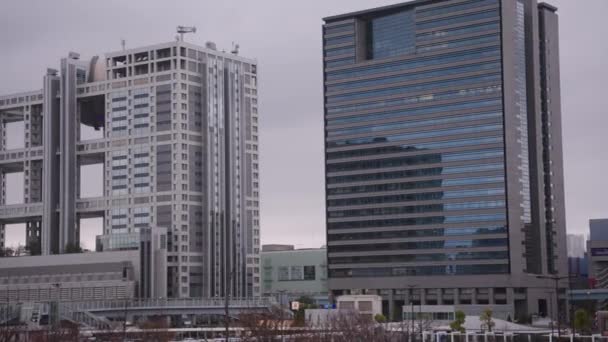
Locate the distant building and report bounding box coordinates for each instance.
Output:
[0,228,167,303]
[568,234,586,257]
[337,294,382,321]
[261,245,328,305]
[588,219,608,288]
[569,256,589,289]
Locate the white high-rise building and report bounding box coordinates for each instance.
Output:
[567,234,586,258]
[0,40,261,298]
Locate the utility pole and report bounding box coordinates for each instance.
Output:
[224,266,235,342]
[407,284,417,341]
[278,290,287,340]
[546,291,555,338]
[122,266,130,342]
[122,298,129,341]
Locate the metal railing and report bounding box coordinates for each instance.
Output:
[66,297,276,312]
[0,203,43,218]
[76,198,107,210]
[60,303,113,330]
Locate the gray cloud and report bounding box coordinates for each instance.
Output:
[0,0,606,249]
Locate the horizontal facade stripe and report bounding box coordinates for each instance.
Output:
[328,259,509,269]
[326,219,507,235]
[326,89,501,118]
[326,103,502,133]
[325,42,500,76]
[326,156,504,179]
[327,194,505,212]
[416,4,499,24]
[327,180,505,200]
[327,244,508,254]
[326,169,504,190]
[327,207,506,223]
[325,67,501,97]
[325,54,500,84]
[326,143,504,166]
[325,93,501,120]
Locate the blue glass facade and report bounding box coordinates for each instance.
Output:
[324,0,508,279]
[367,10,416,59]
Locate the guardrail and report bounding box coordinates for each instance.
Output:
[67,297,277,312]
[76,198,107,211]
[0,203,43,218]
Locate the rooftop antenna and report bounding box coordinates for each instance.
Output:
[231,42,240,55]
[177,26,197,42]
[121,39,126,51]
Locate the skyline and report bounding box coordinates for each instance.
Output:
[1,0,607,249]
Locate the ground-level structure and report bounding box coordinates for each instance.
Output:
[261,245,329,305]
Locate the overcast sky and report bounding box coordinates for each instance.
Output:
[1,0,606,250]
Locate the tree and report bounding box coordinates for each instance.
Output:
[293,296,319,327]
[64,242,83,254]
[374,313,387,323]
[574,309,592,334]
[450,310,466,333]
[480,308,495,332]
[0,246,14,257]
[26,240,41,256]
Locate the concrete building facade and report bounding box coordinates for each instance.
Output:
[0,39,261,298]
[261,245,329,305]
[322,0,567,320]
[567,234,586,258]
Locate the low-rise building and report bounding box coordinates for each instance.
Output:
[588,219,608,289]
[261,245,328,305]
[337,294,382,321]
[0,228,167,304]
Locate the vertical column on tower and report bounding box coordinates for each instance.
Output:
[42,69,61,255]
[58,54,79,252]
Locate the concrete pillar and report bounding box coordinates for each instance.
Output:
[472,288,478,304]
[0,171,5,205]
[0,114,5,151]
[58,56,79,252]
[454,288,460,305]
[0,223,5,248]
[438,289,444,305]
[388,290,395,321]
[42,69,61,255]
[421,288,427,305]
[24,105,31,148]
[489,288,495,305]
[23,160,30,203]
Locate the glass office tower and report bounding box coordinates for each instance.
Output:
[323,0,567,320]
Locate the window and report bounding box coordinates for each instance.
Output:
[291,266,303,280]
[358,301,373,311]
[366,9,415,59]
[303,266,316,280]
[278,267,289,281]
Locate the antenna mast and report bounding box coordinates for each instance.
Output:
[176,26,197,42]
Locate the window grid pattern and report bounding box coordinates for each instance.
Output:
[324,1,508,278]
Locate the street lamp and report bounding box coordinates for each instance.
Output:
[407,285,418,340]
[535,275,575,342]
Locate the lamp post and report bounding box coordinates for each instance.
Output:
[51,283,61,329]
[536,275,574,342]
[407,285,418,341]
